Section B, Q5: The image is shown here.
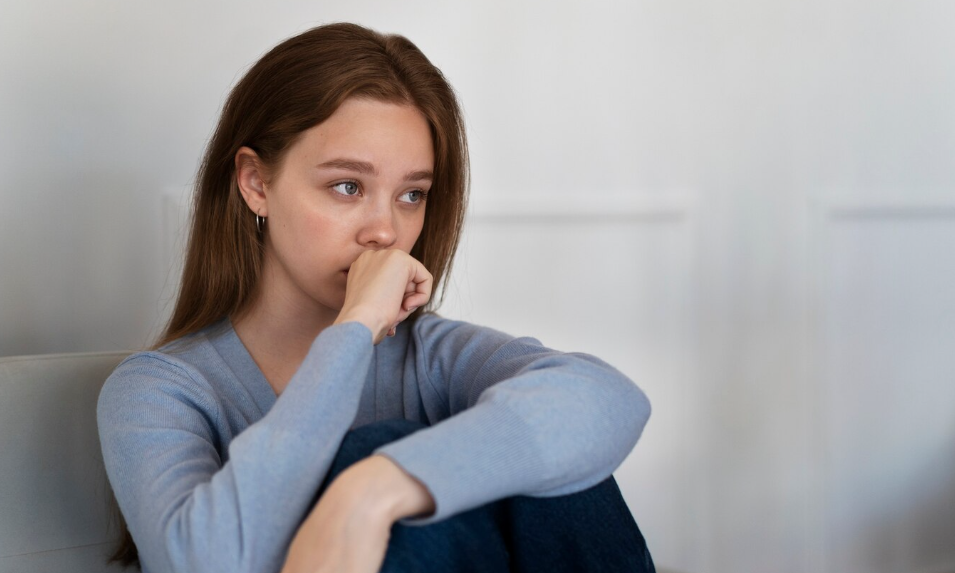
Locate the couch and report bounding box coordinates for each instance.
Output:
[0,352,130,573]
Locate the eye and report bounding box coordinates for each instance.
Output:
[331,181,360,196]
[400,190,429,204]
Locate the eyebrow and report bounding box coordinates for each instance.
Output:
[316,158,433,182]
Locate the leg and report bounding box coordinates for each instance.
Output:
[314,419,511,573]
[495,475,655,573]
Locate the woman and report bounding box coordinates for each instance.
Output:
[97,22,654,573]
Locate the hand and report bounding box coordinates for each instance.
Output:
[333,249,433,344]
[280,477,390,573]
[281,455,436,573]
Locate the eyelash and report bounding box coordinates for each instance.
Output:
[330,180,429,204]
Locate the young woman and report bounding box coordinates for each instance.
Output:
[97,22,654,573]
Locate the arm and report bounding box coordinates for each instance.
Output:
[280,454,434,573]
[97,322,374,573]
[373,315,652,525]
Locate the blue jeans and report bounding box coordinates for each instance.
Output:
[313,419,655,573]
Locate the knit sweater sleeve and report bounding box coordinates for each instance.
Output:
[96,322,373,573]
[373,314,651,526]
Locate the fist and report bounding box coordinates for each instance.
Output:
[334,249,433,344]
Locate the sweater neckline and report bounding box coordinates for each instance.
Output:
[208,317,279,414]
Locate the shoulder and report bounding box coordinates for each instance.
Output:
[101,350,207,397]
[409,312,642,386]
[408,312,556,384]
[97,330,222,429]
[411,312,542,352]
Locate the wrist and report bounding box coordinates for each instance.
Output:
[332,310,376,332]
[379,455,436,522]
[333,306,384,335]
[342,455,436,523]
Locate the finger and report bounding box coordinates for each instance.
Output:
[407,274,432,307]
[397,263,431,314]
[408,262,433,296]
[395,306,418,326]
[401,290,422,310]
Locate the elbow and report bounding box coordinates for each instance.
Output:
[534,377,651,496]
[605,373,651,458]
[569,352,651,446]
[629,383,651,446]
[159,505,240,573]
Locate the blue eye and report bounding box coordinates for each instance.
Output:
[401,190,429,204]
[332,181,359,196]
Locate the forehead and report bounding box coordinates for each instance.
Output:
[290,98,435,170]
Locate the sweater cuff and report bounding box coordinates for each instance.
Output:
[372,402,545,526]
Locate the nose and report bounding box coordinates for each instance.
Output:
[356,200,398,249]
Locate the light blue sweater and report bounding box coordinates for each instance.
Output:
[97,313,651,573]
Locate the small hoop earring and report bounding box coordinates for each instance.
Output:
[256,212,266,233]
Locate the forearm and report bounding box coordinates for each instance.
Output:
[373,350,651,524]
[99,323,377,573]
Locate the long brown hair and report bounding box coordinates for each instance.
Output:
[108,22,470,567]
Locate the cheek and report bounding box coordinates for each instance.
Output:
[405,212,426,248]
[270,208,338,264]
[400,205,426,232]
[301,210,333,236]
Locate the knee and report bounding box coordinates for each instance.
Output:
[333,419,428,468]
[318,420,429,501]
[344,419,428,451]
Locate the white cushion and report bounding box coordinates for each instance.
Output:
[0,352,130,572]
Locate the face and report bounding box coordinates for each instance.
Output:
[242,97,434,316]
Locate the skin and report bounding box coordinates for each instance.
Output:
[233,97,438,573]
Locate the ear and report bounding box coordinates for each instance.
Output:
[235,146,269,217]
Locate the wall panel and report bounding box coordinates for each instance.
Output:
[439,194,703,572]
[811,200,955,573]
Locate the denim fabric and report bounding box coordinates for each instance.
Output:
[315,419,655,573]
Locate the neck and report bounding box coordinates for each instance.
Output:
[231,261,339,395]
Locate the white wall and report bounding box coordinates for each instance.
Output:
[3,1,954,572]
